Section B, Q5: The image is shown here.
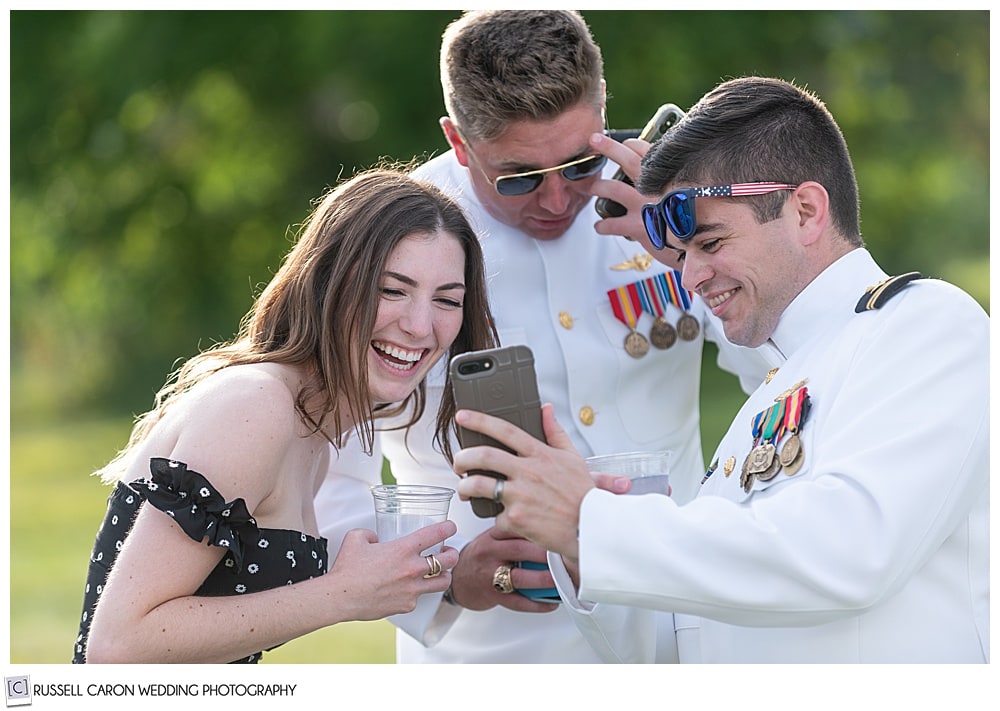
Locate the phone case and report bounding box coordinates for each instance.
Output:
[449,345,546,517]
[595,103,686,219]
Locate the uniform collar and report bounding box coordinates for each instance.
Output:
[768,248,886,359]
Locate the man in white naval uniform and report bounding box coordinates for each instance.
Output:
[314,11,772,663]
[454,76,989,663]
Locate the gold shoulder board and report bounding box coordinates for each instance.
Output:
[854,272,922,313]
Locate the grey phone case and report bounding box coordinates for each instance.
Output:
[449,345,545,517]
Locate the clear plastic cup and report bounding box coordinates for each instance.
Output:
[584,450,671,496]
[371,484,455,554]
[371,484,455,623]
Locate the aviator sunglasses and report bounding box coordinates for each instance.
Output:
[464,142,608,197]
[642,182,797,249]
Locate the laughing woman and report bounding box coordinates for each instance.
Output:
[73,168,497,663]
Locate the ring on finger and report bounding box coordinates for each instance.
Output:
[492,563,515,594]
[423,554,442,579]
[492,478,505,504]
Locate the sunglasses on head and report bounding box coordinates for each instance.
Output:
[641,182,798,249]
[466,145,608,197]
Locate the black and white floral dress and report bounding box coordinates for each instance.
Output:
[72,457,328,664]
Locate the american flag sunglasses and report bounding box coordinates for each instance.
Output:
[642,182,797,249]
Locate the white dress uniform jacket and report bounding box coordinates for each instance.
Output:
[551,248,989,663]
[315,150,773,663]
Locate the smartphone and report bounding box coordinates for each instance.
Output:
[449,345,546,518]
[595,103,686,219]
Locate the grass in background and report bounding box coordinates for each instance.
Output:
[9,347,745,664]
[9,418,395,664]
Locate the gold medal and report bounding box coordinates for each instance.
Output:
[778,433,801,467]
[649,318,677,349]
[783,447,805,476]
[645,271,700,343]
[609,284,649,358]
[777,386,810,477]
[748,399,786,476]
[746,443,775,475]
[657,270,699,341]
[755,454,782,482]
[634,276,675,350]
[677,313,700,341]
[624,330,649,358]
[740,452,755,492]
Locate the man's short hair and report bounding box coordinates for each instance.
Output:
[440,10,605,142]
[639,76,862,245]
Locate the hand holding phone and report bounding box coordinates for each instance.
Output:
[449,345,546,518]
[595,103,685,219]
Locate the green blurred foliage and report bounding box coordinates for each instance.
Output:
[10,10,990,426]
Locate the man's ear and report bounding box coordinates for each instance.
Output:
[440,117,470,167]
[790,181,829,246]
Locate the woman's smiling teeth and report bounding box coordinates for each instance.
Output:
[373,341,426,371]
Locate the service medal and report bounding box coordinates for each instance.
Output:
[608,283,648,358]
[747,400,784,474]
[635,276,674,349]
[624,330,650,358]
[677,313,701,341]
[649,318,677,349]
[659,270,698,340]
[755,454,782,482]
[740,452,755,492]
[783,447,805,476]
[778,434,801,467]
[644,271,700,343]
[777,385,810,478]
[746,443,775,475]
[742,411,765,489]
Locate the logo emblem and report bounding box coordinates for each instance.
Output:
[5,676,31,707]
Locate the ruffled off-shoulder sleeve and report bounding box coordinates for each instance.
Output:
[131,458,259,571]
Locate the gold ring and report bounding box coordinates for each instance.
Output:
[493,478,505,504]
[423,554,442,579]
[492,563,514,594]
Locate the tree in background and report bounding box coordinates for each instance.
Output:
[10,10,989,426]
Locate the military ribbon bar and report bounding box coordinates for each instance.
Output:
[782,386,808,434]
[663,270,692,311]
[608,283,650,358]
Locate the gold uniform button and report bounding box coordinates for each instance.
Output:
[579,406,595,426]
[558,311,574,329]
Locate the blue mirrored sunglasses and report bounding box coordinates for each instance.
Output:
[641,182,797,249]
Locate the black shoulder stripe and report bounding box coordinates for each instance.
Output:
[855,272,923,313]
